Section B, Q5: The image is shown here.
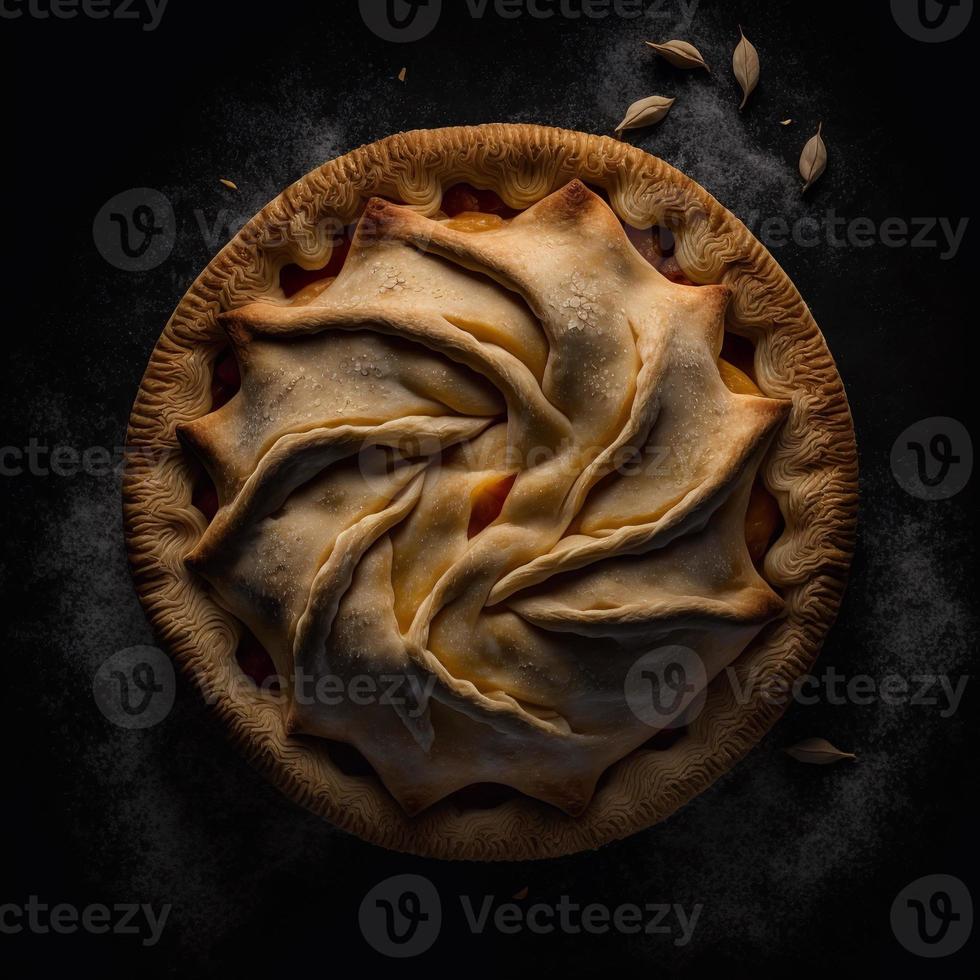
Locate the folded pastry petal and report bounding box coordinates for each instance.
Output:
[182,180,790,814]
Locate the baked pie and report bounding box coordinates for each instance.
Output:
[124,125,857,859]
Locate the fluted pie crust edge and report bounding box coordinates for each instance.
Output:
[123,124,858,860]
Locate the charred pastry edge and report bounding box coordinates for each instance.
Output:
[123,124,858,861]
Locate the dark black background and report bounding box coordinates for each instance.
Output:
[2,0,976,976]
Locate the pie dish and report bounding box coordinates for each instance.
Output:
[123,124,857,859]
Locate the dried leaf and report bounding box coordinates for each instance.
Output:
[779,118,793,125]
[644,39,709,72]
[219,178,238,191]
[397,67,407,82]
[785,737,855,765]
[799,122,827,194]
[513,886,529,900]
[732,27,759,110]
[615,95,675,135]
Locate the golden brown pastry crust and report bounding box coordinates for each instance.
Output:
[123,124,858,859]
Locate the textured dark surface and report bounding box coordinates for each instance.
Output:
[2,0,975,975]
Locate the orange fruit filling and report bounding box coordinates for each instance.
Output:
[444,211,505,233]
[716,355,783,563]
[468,473,518,538]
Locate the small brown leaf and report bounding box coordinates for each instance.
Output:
[785,737,855,765]
[799,122,827,194]
[219,178,238,191]
[644,39,709,72]
[397,67,407,82]
[615,95,675,135]
[513,886,529,900]
[779,118,793,125]
[732,26,759,110]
